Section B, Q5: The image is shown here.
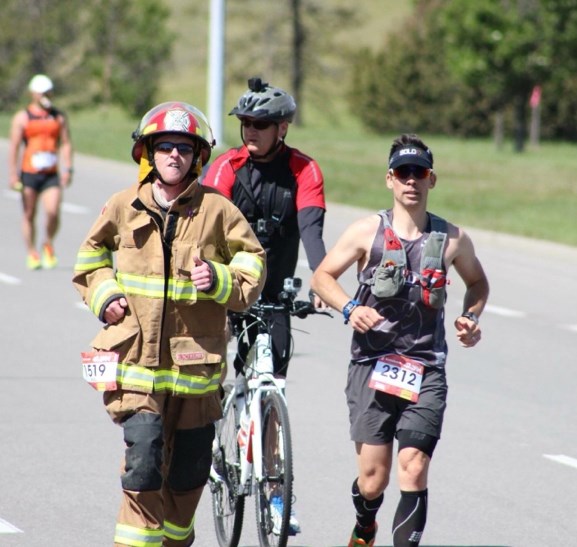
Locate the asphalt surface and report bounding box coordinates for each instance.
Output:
[1,140,576,546]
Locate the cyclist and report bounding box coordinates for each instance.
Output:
[311,134,489,546]
[73,102,266,547]
[8,74,74,269]
[202,76,327,535]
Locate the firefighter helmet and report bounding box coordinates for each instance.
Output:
[131,102,215,166]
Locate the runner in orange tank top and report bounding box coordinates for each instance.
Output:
[8,74,74,269]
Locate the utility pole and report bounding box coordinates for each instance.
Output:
[207,0,225,147]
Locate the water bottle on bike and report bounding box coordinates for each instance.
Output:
[255,333,274,374]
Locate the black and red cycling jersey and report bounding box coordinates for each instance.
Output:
[202,143,326,301]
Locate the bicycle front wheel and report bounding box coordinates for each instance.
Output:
[211,390,245,547]
[255,390,293,547]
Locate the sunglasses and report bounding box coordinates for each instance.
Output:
[240,118,275,130]
[390,165,432,180]
[153,141,195,155]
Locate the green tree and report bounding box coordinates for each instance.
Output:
[437,0,552,151]
[538,0,577,139]
[349,0,494,137]
[0,0,173,116]
[81,0,173,116]
[226,0,356,124]
[348,0,577,146]
[0,0,79,108]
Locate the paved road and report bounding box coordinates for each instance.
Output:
[1,141,576,546]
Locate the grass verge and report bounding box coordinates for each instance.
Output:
[1,108,576,247]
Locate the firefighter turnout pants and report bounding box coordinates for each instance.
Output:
[104,390,222,547]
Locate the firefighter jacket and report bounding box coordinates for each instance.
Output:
[73,179,266,397]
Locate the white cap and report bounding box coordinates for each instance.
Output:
[28,74,54,94]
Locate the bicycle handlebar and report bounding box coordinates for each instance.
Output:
[230,298,333,321]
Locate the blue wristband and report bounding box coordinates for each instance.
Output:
[342,299,360,324]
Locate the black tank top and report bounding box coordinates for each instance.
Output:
[350,213,448,367]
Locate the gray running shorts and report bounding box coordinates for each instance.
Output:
[346,359,448,445]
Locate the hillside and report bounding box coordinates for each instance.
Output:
[160,1,412,133]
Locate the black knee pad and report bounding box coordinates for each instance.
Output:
[397,429,438,458]
[168,423,215,492]
[121,412,164,491]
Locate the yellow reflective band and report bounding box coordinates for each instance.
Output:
[114,523,163,547]
[90,279,123,315]
[117,363,223,396]
[203,261,232,304]
[153,367,222,395]
[171,278,196,301]
[74,247,113,271]
[117,364,155,390]
[164,516,194,541]
[117,272,165,298]
[117,273,197,302]
[230,251,264,279]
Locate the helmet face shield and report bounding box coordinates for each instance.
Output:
[131,102,215,166]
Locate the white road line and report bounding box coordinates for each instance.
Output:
[543,454,577,470]
[62,202,90,214]
[0,273,22,285]
[561,324,577,333]
[0,517,22,534]
[484,304,526,318]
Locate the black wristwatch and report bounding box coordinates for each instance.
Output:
[343,299,360,324]
[461,311,479,324]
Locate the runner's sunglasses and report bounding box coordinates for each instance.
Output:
[389,165,432,180]
[240,118,275,130]
[154,142,195,155]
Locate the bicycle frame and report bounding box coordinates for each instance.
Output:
[237,371,287,495]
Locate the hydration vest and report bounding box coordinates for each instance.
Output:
[364,210,448,309]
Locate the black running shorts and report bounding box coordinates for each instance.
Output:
[346,359,448,445]
[21,172,60,193]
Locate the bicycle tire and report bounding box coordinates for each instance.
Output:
[255,390,293,547]
[211,390,245,547]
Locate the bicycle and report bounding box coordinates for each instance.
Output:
[209,277,331,547]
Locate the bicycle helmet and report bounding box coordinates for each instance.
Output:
[229,77,296,123]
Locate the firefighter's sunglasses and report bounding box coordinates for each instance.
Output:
[154,142,195,155]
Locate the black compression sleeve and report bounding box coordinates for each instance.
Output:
[297,206,326,271]
[392,489,428,546]
[352,478,383,528]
